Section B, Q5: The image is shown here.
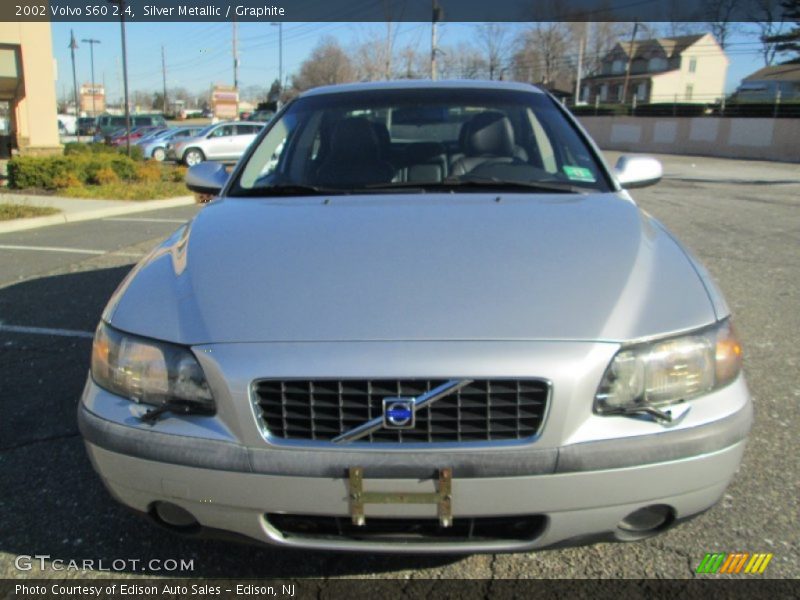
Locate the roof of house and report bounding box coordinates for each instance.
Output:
[615,34,706,59]
[743,64,800,82]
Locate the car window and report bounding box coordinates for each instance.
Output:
[233,88,610,195]
[236,124,260,135]
[209,125,235,138]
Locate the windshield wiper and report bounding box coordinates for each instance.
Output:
[444,175,586,194]
[236,184,347,197]
[365,177,585,194]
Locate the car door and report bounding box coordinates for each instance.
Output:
[204,125,236,159]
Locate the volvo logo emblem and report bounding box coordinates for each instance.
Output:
[382,397,415,429]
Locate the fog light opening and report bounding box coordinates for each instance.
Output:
[150,502,200,532]
[616,505,675,541]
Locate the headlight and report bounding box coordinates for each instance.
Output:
[595,319,742,415]
[91,322,215,415]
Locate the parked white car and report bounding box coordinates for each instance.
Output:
[166,121,264,165]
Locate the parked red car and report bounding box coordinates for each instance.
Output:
[110,126,163,147]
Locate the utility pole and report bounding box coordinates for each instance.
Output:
[271,22,283,104]
[431,0,442,80]
[81,37,101,115]
[278,23,282,91]
[68,30,80,125]
[232,19,239,117]
[161,45,168,116]
[621,21,639,106]
[574,34,585,105]
[107,0,131,155]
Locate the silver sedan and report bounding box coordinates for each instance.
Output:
[79,81,751,553]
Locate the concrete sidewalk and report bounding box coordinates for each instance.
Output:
[0,193,196,234]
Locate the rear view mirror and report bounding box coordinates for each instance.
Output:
[614,155,663,189]
[185,161,229,195]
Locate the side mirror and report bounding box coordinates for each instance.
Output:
[614,155,663,189]
[185,161,229,195]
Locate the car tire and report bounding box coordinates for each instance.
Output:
[152,147,166,161]
[183,148,205,167]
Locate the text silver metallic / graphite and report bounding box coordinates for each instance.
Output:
[141,5,286,17]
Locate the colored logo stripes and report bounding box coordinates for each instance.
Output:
[696,552,773,574]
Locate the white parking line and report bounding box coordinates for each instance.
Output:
[0,244,143,257]
[103,217,187,223]
[0,324,94,339]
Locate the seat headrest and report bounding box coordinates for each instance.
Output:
[465,111,515,157]
[330,118,380,161]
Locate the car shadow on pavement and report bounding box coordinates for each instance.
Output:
[0,267,460,577]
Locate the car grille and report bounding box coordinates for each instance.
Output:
[252,379,549,444]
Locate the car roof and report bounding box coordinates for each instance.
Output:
[299,79,544,98]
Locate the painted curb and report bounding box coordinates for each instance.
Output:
[0,196,196,234]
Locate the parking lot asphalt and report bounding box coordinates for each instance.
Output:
[0,156,797,580]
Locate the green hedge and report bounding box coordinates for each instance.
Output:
[63,142,144,161]
[8,154,140,189]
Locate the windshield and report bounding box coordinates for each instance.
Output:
[231,88,610,196]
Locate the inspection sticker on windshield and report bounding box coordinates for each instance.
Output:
[563,165,596,182]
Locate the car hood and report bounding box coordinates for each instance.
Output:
[107,193,718,345]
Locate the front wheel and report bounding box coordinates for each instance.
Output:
[183,148,205,166]
[152,147,166,161]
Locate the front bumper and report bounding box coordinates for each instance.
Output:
[78,376,752,553]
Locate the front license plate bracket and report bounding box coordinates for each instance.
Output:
[347,466,453,528]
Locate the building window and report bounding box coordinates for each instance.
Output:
[648,57,667,71]
[611,60,625,74]
[689,57,697,73]
[600,84,608,101]
[685,84,694,101]
[636,82,647,101]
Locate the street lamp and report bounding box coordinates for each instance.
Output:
[81,37,101,115]
[270,22,283,106]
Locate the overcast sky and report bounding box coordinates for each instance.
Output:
[51,21,772,102]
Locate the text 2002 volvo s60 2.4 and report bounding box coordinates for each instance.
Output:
[79,81,751,553]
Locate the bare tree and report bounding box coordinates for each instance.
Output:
[291,37,355,92]
[751,0,790,65]
[511,23,574,85]
[438,41,488,79]
[477,23,512,80]
[704,0,741,49]
[349,4,406,81]
[583,22,629,76]
[395,45,425,79]
[352,30,390,81]
[131,90,153,110]
[660,22,706,37]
